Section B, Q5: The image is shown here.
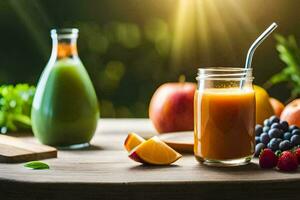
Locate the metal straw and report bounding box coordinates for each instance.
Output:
[240,22,278,88]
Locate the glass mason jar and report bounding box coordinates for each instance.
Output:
[31,28,99,149]
[194,67,255,166]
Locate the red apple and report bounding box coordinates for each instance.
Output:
[281,99,300,127]
[149,81,196,133]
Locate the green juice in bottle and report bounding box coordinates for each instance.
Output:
[31,29,99,149]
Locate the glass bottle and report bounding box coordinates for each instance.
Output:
[194,67,255,166]
[31,28,99,149]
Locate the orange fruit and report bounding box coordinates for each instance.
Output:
[269,97,285,117]
[124,132,145,152]
[254,85,274,124]
[128,136,182,165]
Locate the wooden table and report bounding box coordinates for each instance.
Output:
[1,119,300,200]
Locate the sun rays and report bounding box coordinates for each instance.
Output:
[171,0,258,67]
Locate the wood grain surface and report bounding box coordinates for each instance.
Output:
[0,135,57,163]
[0,119,299,200]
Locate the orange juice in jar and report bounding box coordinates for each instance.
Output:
[194,67,255,166]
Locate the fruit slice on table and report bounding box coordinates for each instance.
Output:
[129,136,182,165]
[124,132,145,152]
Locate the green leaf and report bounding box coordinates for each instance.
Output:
[266,34,300,99]
[264,70,289,88]
[275,150,282,157]
[274,34,283,43]
[268,72,288,84]
[24,161,50,170]
[291,87,300,99]
[0,84,36,133]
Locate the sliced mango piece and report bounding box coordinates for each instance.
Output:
[128,136,182,165]
[124,132,145,152]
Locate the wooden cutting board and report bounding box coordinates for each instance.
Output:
[0,134,57,163]
[158,131,194,153]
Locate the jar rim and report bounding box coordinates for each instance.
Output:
[197,67,254,81]
[198,67,252,72]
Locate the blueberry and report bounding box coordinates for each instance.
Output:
[255,125,263,136]
[255,136,260,144]
[268,128,282,139]
[289,125,299,132]
[292,129,300,135]
[260,132,270,145]
[267,138,282,151]
[255,143,265,157]
[280,121,289,132]
[271,123,282,130]
[263,126,270,133]
[269,115,280,124]
[264,119,271,127]
[283,132,292,140]
[291,135,300,146]
[279,140,291,151]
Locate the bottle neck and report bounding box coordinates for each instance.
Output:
[50,37,78,60]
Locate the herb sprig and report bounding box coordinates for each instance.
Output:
[0,84,35,133]
[265,34,300,100]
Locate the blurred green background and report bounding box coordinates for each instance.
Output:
[0,0,300,117]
